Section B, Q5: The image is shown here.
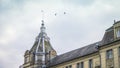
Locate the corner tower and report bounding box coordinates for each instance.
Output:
[21,20,57,68]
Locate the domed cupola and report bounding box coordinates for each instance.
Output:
[23,20,57,68]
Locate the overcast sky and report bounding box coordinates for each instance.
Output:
[0,0,120,68]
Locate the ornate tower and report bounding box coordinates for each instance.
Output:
[21,21,57,68]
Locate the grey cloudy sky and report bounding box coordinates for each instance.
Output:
[0,0,120,68]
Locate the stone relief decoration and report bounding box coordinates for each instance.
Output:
[106,59,114,68]
[95,61,100,68]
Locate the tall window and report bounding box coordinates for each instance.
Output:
[66,66,68,68]
[106,49,113,59]
[116,30,120,38]
[119,47,120,56]
[76,62,84,68]
[69,65,72,68]
[81,62,84,68]
[89,59,93,68]
[119,47,120,68]
[77,63,80,68]
[115,26,120,38]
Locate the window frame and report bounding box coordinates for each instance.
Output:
[69,65,72,68]
[89,59,93,68]
[76,63,80,68]
[116,27,120,38]
[76,62,84,68]
[119,47,120,56]
[66,65,72,68]
[81,62,84,68]
[106,49,113,59]
[66,66,68,68]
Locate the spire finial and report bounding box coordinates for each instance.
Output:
[40,20,45,33]
[41,20,44,26]
[41,10,45,27]
[40,10,46,32]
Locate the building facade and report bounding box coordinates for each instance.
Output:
[20,20,120,68]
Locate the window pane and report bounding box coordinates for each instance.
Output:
[119,47,120,56]
[69,65,72,68]
[77,62,84,68]
[76,63,80,68]
[66,66,68,68]
[117,29,120,38]
[81,62,84,68]
[89,59,92,68]
[106,49,113,59]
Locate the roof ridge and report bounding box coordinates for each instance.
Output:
[56,41,101,58]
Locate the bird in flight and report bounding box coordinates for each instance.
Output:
[55,13,57,16]
[64,12,66,14]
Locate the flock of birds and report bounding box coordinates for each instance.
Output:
[41,10,66,22]
[54,12,66,16]
[41,10,66,16]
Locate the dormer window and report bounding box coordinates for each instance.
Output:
[116,28,120,38]
[114,20,120,39]
[25,57,29,63]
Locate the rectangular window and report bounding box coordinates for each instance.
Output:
[66,66,68,68]
[119,47,120,56]
[81,62,84,68]
[106,49,113,59]
[115,27,120,38]
[69,65,72,68]
[116,28,120,38]
[76,63,80,68]
[89,59,93,68]
[66,65,72,68]
[117,30,120,38]
[76,62,84,68]
[25,57,27,63]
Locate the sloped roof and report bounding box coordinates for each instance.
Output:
[114,20,120,24]
[49,25,115,67]
[101,26,114,45]
[49,41,101,66]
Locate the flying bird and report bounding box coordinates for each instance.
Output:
[55,13,57,16]
[64,12,66,14]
